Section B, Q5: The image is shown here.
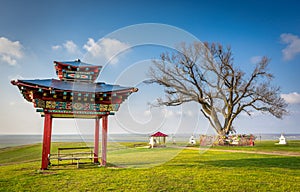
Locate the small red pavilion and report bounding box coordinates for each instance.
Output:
[150,131,168,147]
[11,59,138,169]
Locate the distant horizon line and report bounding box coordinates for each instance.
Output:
[1,133,300,136]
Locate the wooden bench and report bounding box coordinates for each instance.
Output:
[49,147,97,168]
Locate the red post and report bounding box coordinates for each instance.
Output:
[94,118,100,164]
[101,115,108,166]
[249,135,254,146]
[41,113,52,170]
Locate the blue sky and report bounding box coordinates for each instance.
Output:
[0,0,300,136]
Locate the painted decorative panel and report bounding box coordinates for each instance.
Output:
[34,99,120,112]
[47,110,110,115]
[64,70,93,81]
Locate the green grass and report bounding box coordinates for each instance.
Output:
[210,140,300,152]
[0,141,300,191]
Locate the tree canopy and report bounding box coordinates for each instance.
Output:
[148,42,287,136]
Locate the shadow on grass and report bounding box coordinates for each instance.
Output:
[203,156,300,170]
[48,161,123,170]
[166,151,300,170]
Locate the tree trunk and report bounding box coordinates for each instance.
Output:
[210,108,223,135]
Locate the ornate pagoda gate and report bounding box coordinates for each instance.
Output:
[11,60,137,169]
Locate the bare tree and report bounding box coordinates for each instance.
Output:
[148,42,287,136]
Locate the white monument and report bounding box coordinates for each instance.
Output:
[149,137,154,148]
[278,134,287,145]
[189,135,196,145]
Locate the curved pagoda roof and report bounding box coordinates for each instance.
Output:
[151,132,168,137]
[11,60,138,118]
[14,79,135,94]
[54,59,102,82]
[55,60,97,67]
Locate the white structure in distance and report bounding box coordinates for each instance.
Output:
[189,135,196,145]
[278,134,287,145]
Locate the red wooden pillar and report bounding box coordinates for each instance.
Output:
[94,117,100,164]
[41,113,52,170]
[101,115,108,166]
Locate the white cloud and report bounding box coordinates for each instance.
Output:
[0,37,23,66]
[52,38,129,64]
[177,110,194,117]
[144,110,151,116]
[52,45,62,50]
[52,40,82,55]
[280,33,300,61]
[9,102,15,106]
[163,109,174,118]
[250,56,262,64]
[162,108,194,118]
[1,55,17,65]
[281,92,300,104]
[83,38,130,64]
[83,38,101,57]
[63,40,81,55]
[186,110,194,117]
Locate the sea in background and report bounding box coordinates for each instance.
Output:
[0,133,300,149]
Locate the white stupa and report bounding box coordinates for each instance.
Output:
[278,134,287,145]
[149,137,154,148]
[189,135,196,145]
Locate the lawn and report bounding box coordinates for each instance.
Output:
[0,141,299,191]
[210,140,300,152]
